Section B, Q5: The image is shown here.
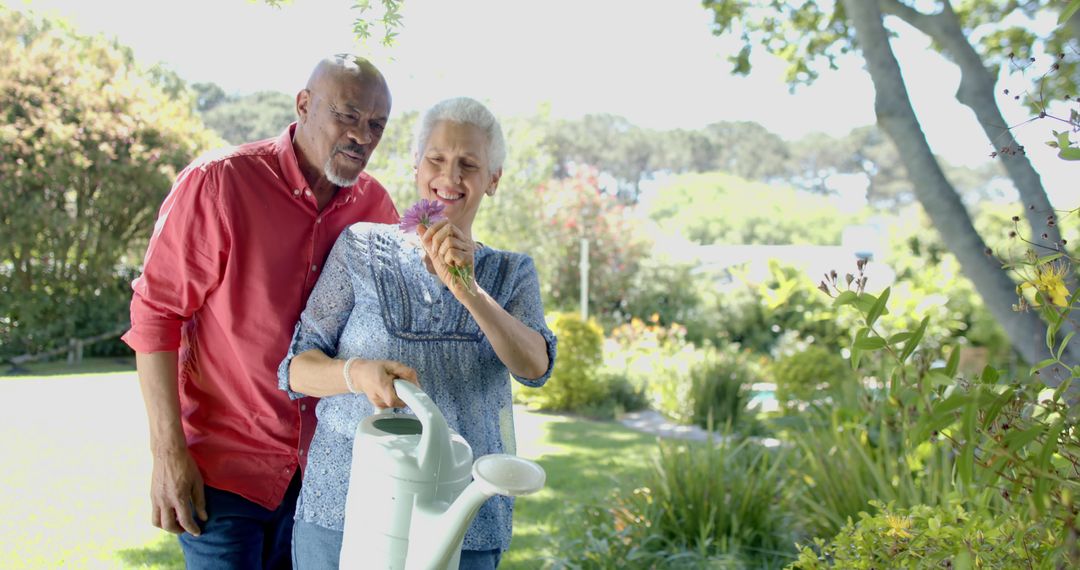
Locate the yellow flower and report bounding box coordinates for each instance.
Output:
[884,514,913,539]
[1019,260,1072,307]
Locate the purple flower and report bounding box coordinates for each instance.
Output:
[399,199,446,233]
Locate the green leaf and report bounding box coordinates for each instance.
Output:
[979,365,999,385]
[1057,331,1075,360]
[853,336,886,350]
[833,290,858,307]
[981,390,1014,430]
[1053,378,1074,402]
[852,293,879,315]
[1034,420,1065,514]
[1060,0,1080,25]
[1036,252,1063,265]
[1002,426,1043,451]
[915,392,968,441]
[954,550,973,570]
[1030,358,1058,377]
[888,331,913,344]
[943,345,960,377]
[865,287,890,328]
[899,316,929,363]
[957,404,976,485]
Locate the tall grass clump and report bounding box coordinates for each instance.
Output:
[549,436,797,568]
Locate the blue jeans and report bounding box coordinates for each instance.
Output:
[291,519,502,569]
[178,471,301,569]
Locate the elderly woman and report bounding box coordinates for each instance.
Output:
[277,97,557,569]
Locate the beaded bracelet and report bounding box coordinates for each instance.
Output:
[343,357,360,394]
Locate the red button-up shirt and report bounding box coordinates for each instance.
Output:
[122,124,399,509]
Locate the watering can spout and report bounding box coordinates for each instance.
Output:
[405,454,546,570]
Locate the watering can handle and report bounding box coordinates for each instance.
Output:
[376,379,452,474]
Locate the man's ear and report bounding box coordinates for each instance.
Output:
[296,89,312,123]
[486,168,502,196]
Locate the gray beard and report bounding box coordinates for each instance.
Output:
[324,158,360,188]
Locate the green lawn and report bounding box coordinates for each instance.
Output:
[1,370,661,569]
[2,355,136,378]
[503,414,659,568]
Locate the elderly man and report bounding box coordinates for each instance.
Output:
[122,54,398,568]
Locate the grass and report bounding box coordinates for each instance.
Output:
[1,370,661,569]
[1,355,136,378]
[502,414,660,568]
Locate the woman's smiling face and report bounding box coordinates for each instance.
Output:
[415,120,500,237]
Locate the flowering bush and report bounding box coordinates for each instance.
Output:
[791,501,1061,569]
[810,217,1079,565]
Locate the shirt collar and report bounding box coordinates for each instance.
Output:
[274,123,360,202]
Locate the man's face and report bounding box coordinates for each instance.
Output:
[297,74,390,187]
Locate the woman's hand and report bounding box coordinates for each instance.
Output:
[417,220,476,295]
[347,359,420,408]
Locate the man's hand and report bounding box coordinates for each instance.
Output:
[349,359,419,408]
[150,447,207,536]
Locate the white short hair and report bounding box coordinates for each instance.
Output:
[412,97,506,173]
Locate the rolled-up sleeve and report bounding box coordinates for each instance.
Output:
[122,165,229,353]
[277,229,360,399]
[504,255,557,387]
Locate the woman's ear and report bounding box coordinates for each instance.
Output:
[486,169,502,197]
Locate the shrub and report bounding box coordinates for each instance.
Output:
[791,501,1063,569]
[516,312,605,412]
[771,345,854,408]
[815,241,1079,565]
[548,437,797,569]
[651,343,763,432]
[786,412,965,540]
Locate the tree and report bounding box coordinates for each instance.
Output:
[645,171,858,245]
[701,0,1080,372]
[701,120,792,180]
[0,7,220,357]
[200,90,296,145]
[535,169,651,324]
[546,114,655,202]
[787,126,1005,208]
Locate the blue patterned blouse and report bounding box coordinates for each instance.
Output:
[277,222,557,552]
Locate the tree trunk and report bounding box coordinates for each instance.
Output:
[841,0,1077,379]
[880,0,1064,251]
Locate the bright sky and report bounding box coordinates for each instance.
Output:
[10,0,1075,203]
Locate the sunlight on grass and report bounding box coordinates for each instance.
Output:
[503,414,659,568]
[2,376,659,568]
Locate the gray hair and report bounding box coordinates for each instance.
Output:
[412,97,506,173]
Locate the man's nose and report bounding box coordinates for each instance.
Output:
[347,122,374,145]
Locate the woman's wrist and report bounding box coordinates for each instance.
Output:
[343,357,360,394]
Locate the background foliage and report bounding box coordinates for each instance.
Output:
[0,7,219,358]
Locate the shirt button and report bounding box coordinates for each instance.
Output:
[315,217,322,224]
[300,404,307,411]
[293,189,300,196]
[299,449,305,456]
[305,190,313,197]
[311,264,318,272]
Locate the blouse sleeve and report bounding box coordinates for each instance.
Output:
[277,227,363,399]
[502,254,558,387]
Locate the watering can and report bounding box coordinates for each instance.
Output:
[339,379,546,570]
